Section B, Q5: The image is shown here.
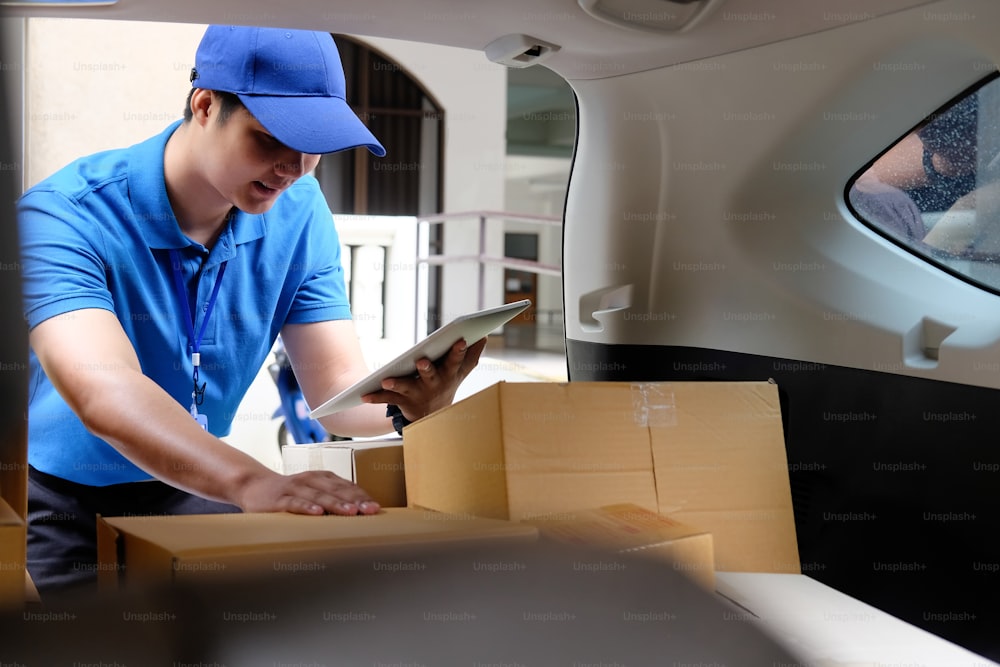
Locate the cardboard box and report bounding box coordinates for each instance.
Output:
[403,381,799,574]
[281,438,406,507]
[0,498,26,607]
[0,390,28,610]
[523,503,715,589]
[96,507,539,589]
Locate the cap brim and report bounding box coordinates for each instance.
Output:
[239,94,386,157]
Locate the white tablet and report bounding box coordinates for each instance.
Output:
[309,299,532,418]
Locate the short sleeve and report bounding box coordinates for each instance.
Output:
[280,179,352,324]
[18,187,116,330]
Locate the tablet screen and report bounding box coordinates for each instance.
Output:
[309,299,532,418]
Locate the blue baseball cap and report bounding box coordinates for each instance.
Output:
[191,25,386,157]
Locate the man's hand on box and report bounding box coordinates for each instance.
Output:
[363,337,487,422]
[238,469,381,516]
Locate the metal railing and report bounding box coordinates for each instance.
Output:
[416,210,563,313]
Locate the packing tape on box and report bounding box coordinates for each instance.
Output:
[630,383,676,427]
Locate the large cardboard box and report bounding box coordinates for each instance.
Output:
[281,438,406,507]
[523,503,715,589]
[403,381,799,574]
[96,507,539,589]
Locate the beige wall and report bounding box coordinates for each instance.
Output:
[25,18,203,187]
[504,155,570,319]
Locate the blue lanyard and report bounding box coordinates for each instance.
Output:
[169,249,228,416]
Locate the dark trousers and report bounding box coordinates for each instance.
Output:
[27,466,240,596]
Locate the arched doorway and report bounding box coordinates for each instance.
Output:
[314,35,444,332]
[315,36,443,216]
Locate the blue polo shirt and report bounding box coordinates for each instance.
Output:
[18,121,352,486]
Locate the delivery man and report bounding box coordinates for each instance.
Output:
[17,25,486,593]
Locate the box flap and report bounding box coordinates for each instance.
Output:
[95,514,123,589]
[352,445,407,508]
[522,503,709,549]
[522,503,715,588]
[318,445,354,480]
[498,383,659,519]
[0,497,21,527]
[98,514,182,588]
[647,382,799,573]
[404,384,511,519]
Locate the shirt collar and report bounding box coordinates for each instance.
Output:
[128,120,266,259]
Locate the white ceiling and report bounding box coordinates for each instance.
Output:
[1,0,940,80]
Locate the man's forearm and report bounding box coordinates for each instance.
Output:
[76,368,274,508]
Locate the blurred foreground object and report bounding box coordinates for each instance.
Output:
[1,538,801,665]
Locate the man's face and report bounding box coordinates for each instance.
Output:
[201,98,322,215]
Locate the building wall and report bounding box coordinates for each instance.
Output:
[505,154,570,323]
[24,18,203,188]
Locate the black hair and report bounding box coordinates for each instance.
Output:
[183,88,245,124]
[916,95,978,154]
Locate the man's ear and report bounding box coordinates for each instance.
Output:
[189,88,214,126]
